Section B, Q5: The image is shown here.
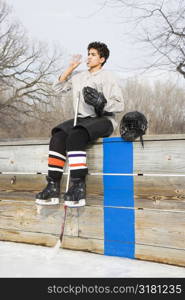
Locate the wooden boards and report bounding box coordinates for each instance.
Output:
[0,134,185,266]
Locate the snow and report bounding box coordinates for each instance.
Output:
[0,241,184,278]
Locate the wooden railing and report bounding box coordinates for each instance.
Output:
[0,134,185,266]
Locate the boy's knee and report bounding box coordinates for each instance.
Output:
[66,127,89,150]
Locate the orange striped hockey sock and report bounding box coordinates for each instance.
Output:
[48,151,66,180]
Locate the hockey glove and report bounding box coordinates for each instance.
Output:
[83,86,107,117]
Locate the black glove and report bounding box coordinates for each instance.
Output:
[83,86,107,117]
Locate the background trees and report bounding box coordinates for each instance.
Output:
[0,0,184,138]
[0,0,67,138]
[103,0,185,136]
[106,0,185,79]
[115,78,185,135]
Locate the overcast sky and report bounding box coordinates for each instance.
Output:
[4,0,182,84]
[4,0,147,73]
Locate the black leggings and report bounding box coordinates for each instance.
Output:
[48,127,90,181]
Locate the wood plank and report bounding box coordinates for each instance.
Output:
[0,144,48,173]
[0,174,47,191]
[1,175,185,210]
[0,228,104,254]
[135,176,185,198]
[135,199,185,211]
[0,140,103,174]
[1,135,185,174]
[135,244,185,267]
[62,236,104,254]
[135,209,185,250]
[0,192,103,206]
[0,201,78,237]
[87,142,103,173]
[0,175,184,211]
[0,200,103,240]
[0,228,58,247]
[0,138,49,146]
[78,206,104,239]
[134,176,185,210]
[0,226,103,254]
[1,172,185,197]
[134,140,185,174]
[0,174,103,195]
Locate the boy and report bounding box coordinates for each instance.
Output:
[35,41,124,207]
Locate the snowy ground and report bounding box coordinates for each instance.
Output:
[0,241,185,278]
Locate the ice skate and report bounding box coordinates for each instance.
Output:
[35,176,60,205]
[64,178,86,208]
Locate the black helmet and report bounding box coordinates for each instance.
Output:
[119,111,148,147]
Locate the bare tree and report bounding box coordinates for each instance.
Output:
[0,0,65,134]
[112,78,185,135]
[106,0,185,79]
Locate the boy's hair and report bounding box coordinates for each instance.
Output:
[87,42,110,66]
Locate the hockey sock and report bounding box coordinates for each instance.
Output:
[66,127,89,178]
[48,130,67,181]
[48,151,66,181]
[67,151,88,178]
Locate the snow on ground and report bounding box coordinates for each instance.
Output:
[0,241,185,278]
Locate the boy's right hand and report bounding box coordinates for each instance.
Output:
[58,54,82,82]
[69,54,82,70]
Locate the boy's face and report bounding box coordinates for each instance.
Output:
[87,48,105,68]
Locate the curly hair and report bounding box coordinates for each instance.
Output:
[87,42,110,66]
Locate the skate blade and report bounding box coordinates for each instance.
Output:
[35,198,60,206]
[64,199,86,208]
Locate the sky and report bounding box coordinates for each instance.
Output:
[4,0,149,76]
[5,0,131,71]
[4,0,182,84]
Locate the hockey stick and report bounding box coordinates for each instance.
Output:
[65,92,80,193]
[55,92,81,247]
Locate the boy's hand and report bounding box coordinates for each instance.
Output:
[58,54,82,82]
[69,54,82,70]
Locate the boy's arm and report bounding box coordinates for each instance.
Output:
[59,54,82,82]
[53,54,82,93]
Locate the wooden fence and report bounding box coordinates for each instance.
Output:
[0,134,185,266]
